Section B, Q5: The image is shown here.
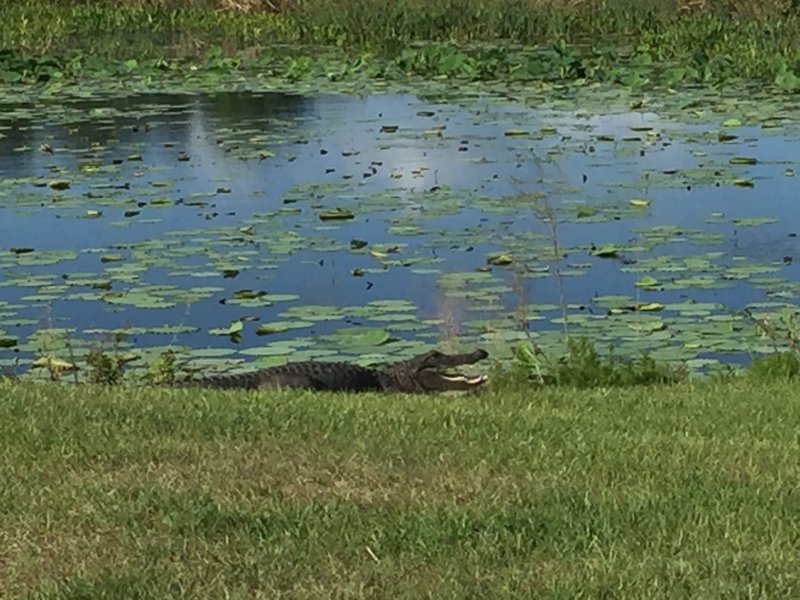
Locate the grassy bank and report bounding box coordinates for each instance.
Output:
[3,378,800,597]
[3,0,800,88]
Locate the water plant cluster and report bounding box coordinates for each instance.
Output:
[4,0,800,90]
[4,79,800,377]
[4,0,800,376]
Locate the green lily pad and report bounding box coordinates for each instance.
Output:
[319,208,355,221]
[591,244,621,258]
[635,276,660,289]
[487,253,513,266]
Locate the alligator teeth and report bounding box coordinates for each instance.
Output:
[440,373,488,384]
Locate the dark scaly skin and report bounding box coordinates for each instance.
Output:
[170,349,488,393]
[177,361,383,391]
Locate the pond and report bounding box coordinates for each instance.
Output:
[1,89,799,377]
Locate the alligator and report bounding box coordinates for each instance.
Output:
[171,348,489,393]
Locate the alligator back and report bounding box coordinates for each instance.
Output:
[173,360,384,391]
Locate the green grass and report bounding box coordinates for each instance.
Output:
[3,378,800,597]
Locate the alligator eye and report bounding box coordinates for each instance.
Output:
[420,351,443,365]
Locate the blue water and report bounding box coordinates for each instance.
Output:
[1,90,798,368]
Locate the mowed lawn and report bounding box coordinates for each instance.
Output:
[2,378,799,598]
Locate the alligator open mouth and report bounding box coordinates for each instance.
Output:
[437,372,488,385]
[415,370,487,391]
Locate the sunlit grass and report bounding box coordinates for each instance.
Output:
[3,378,800,596]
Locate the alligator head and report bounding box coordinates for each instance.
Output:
[380,348,489,392]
